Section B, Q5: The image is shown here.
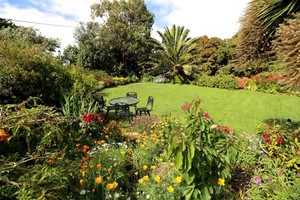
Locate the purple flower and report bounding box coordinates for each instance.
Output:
[251,176,263,185]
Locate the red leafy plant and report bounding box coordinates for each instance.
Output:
[258,121,300,171]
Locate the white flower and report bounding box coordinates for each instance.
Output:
[114,193,120,198]
[79,190,86,195]
[146,194,150,199]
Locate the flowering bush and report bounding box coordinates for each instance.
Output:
[135,162,184,199]
[77,143,130,199]
[258,120,300,171]
[130,115,160,134]
[167,98,238,199]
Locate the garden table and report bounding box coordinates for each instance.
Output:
[109,97,139,122]
[109,97,139,106]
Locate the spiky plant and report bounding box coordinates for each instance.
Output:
[236,0,271,64]
[144,24,200,80]
[273,13,300,91]
[258,0,300,47]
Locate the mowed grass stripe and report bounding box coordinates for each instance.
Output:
[101,83,300,133]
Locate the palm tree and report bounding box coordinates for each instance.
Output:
[145,25,200,80]
[258,0,300,91]
[273,13,300,91]
[258,0,300,44]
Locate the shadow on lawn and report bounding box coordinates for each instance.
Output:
[262,118,300,129]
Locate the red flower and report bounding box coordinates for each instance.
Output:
[0,129,10,141]
[222,126,230,133]
[262,132,269,140]
[276,137,284,144]
[181,103,190,111]
[267,140,272,145]
[203,113,211,120]
[292,132,297,137]
[83,113,95,122]
[97,113,105,121]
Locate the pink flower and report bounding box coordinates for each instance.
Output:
[276,137,284,144]
[181,103,190,111]
[292,132,297,137]
[267,140,272,145]
[262,132,269,140]
[83,113,95,122]
[222,126,230,133]
[251,176,262,185]
[203,113,211,120]
[211,125,221,131]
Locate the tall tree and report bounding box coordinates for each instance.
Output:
[145,25,200,80]
[76,0,154,76]
[0,18,16,29]
[258,0,300,47]
[273,13,300,91]
[0,26,60,52]
[197,36,233,75]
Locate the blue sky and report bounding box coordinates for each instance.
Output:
[0,0,250,49]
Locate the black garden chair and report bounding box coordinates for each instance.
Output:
[136,96,154,116]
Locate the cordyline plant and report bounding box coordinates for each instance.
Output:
[167,98,238,199]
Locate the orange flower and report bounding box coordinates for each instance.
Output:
[81,165,88,170]
[0,129,10,141]
[106,181,117,190]
[97,164,102,170]
[95,176,103,184]
[79,179,84,185]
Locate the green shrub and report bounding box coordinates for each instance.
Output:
[0,35,72,106]
[66,65,104,98]
[141,74,154,82]
[196,74,238,90]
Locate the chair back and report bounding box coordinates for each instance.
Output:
[126,92,137,98]
[93,95,106,109]
[146,96,154,111]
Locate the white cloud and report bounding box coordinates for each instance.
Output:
[0,0,98,49]
[1,0,250,50]
[149,0,250,39]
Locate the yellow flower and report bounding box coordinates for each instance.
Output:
[154,175,162,183]
[95,176,102,184]
[218,178,225,186]
[108,168,112,173]
[142,165,148,170]
[169,162,175,167]
[167,186,174,193]
[173,176,182,184]
[142,175,149,182]
[138,178,144,184]
[150,165,156,170]
[134,171,139,176]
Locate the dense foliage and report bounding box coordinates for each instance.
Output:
[0,28,72,105]
[75,0,154,77]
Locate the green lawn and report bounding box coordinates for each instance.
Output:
[101,82,300,134]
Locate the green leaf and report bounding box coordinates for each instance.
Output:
[184,170,196,185]
[183,185,194,200]
[175,151,183,169]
